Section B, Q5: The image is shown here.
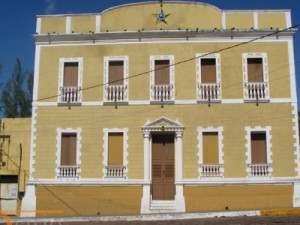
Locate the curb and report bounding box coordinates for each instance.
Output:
[260,208,300,216]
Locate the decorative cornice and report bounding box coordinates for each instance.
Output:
[33,29,297,44]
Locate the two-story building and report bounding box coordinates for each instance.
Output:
[21,1,300,217]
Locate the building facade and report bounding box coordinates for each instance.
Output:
[0,118,31,214]
[21,1,300,217]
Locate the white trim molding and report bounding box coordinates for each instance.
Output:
[103,56,129,103]
[58,57,83,103]
[56,128,82,180]
[196,53,221,103]
[102,128,129,179]
[150,55,175,103]
[197,127,224,179]
[245,126,272,178]
[141,117,185,214]
[242,53,269,102]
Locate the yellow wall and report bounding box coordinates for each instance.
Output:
[37,3,288,34]
[0,118,31,191]
[184,185,293,212]
[33,103,296,179]
[37,42,291,102]
[36,186,142,217]
[71,15,96,33]
[226,12,254,29]
[258,12,287,29]
[40,17,66,34]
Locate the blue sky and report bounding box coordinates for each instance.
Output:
[0,0,299,105]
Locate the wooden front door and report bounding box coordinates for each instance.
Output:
[152,134,175,200]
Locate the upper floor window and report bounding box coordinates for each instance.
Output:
[103,128,128,179]
[56,128,81,179]
[58,58,83,104]
[150,56,174,103]
[243,53,269,102]
[245,126,272,177]
[197,127,224,178]
[104,56,128,104]
[196,54,221,103]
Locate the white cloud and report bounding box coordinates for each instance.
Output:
[45,0,57,14]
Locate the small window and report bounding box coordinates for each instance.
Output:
[61,133,77,166]
[108,133,123,166]
[154,60,170,85]
[202,132,219,164]
[247,58,263,82]
[63,62,79,87]
[109,61,124,85]
[201,58,217,83]
[250,132,267,164]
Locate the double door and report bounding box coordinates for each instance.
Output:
[152,134,175,200]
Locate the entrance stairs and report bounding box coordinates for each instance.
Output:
[149,200,177,213]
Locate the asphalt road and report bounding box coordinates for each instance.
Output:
[3,215,300,225]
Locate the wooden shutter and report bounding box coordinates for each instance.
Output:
[63,62,78,87]
[247,58,263,82]
[61,133,77,166]
[109,61,124,85]
[155,60,170,85]
[201,58,216,83]
[203,132,219,164]
[108,133,123,166]
[251,132,267,164]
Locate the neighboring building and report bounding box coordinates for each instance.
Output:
[0,118,31,215]
[21,1,299,217]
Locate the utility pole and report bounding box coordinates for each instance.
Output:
[18,143,23,199]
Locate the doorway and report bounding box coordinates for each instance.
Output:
[152,133,175,200]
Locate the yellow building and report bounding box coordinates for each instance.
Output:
[21,1,300,217]
[0,118,31,214]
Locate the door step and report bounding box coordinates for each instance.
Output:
[149,200,177,213]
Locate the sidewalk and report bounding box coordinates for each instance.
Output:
[2,208,300,224]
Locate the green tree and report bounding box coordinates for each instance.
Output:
[1,59,33,118]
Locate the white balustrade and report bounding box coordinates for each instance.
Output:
[105,85,127,102]
[200,164,223,177]
[60,86,81,103]
[198,83,220,101]
[245,82,268,100]
[248,163,271,177]
[151,84,173,101]
[58,165,79,178]
[105,165,126,178]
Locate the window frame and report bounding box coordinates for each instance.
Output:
[197,127,224,178]
[150,55,175,102]
[242,53,269,101]
[245,126,272,177]
[103,128,128,179]
[196,53,221,102]
[56,128,82,179]
[58,57,83,103]
[103,56,129,103]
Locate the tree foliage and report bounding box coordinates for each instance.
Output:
[1,59,33,118]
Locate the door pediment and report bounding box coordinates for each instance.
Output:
[142,117,184,132]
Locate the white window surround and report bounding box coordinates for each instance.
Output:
[197,127,224,178]
[242,53,269,101]
[196,53,222,102]
[56,128,82,179]
[102,128,129,179]
[103,56,129,103]
[58,57,83,102]
[245,126,272,177]
[150,55,175,101]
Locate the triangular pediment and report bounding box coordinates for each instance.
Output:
[143,117,183,130]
